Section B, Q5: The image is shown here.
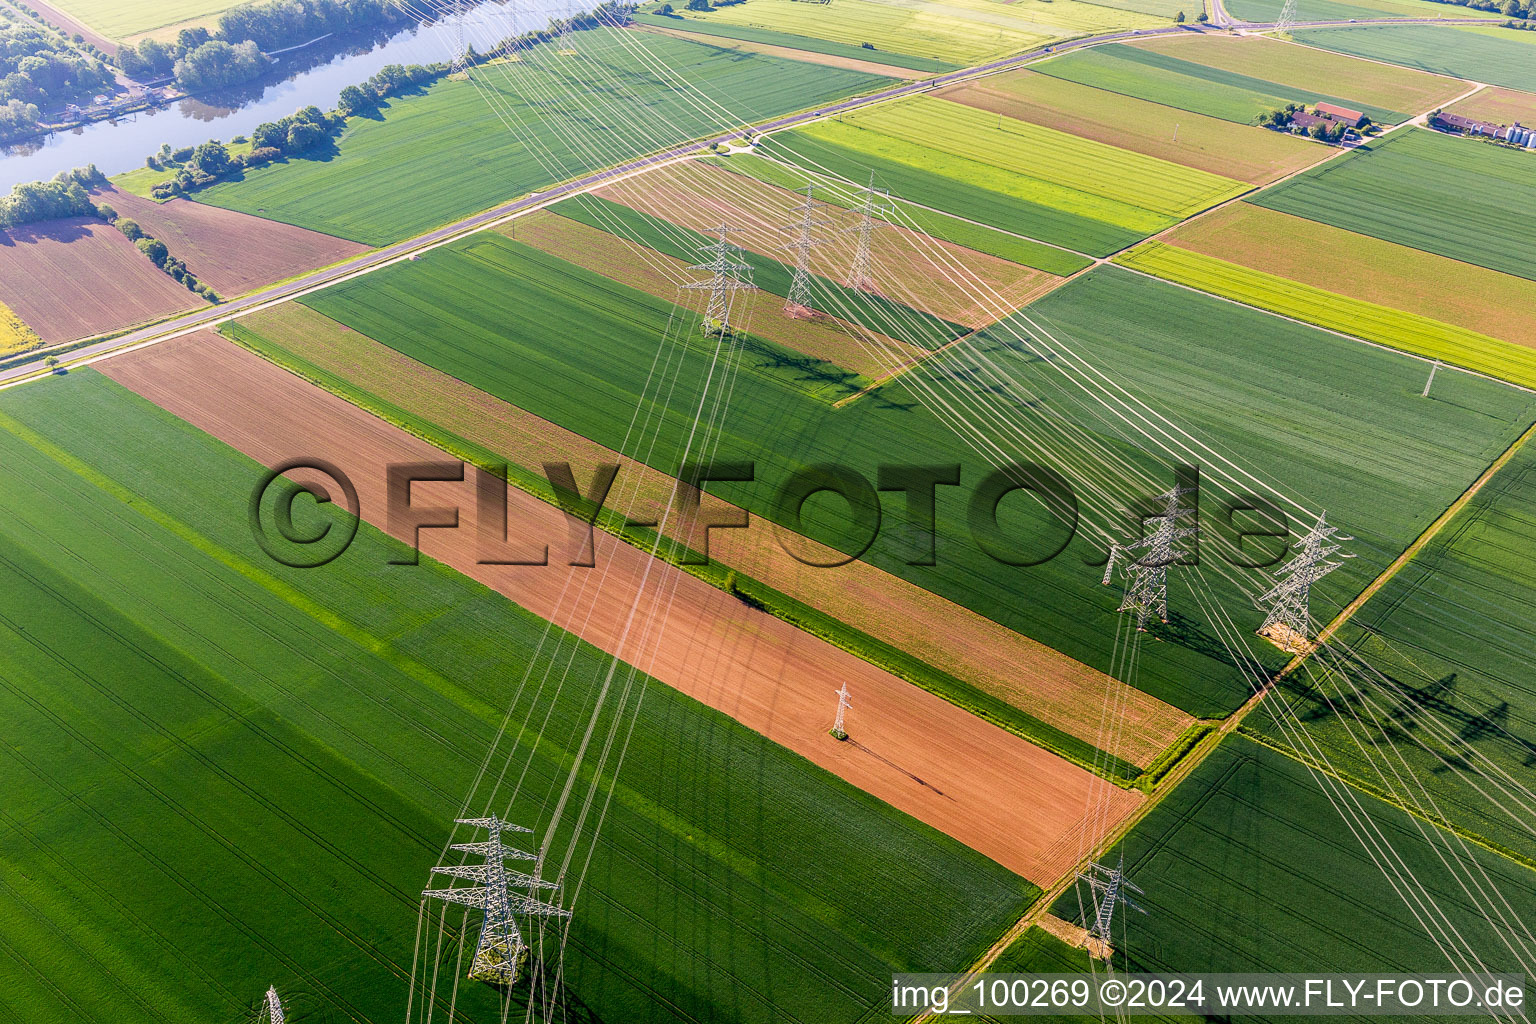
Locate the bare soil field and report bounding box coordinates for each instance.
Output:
[230,302,1193,767]
[502,211,927,383]
[1446,85,1536,126]
[103,330,1144,884]
[596,160,1059,330]
[1129,32,1467,115]
[936,73,1320,184]
[1165,203,1536,349]
[0,218,203,343]
[632,22,931,78]
[95,185,370,298]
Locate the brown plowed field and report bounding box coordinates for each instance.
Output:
[230,302,1194,767]
[94,185,369,298]
[595,160,1058,330]
[502,210,927,383]
[1166,203,1536,349]
[936,73,1320,184]
[0,218,204,342]
[1447,86,1536,128]
[102,330,1144,884]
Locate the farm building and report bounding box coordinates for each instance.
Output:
[1315,102,1365,127]
[1431,110,1536,147]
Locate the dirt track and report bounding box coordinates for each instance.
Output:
[95,186,369,298]
[102,331,1143,885]
[0,218,203,342]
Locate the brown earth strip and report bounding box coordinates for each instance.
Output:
[1446,85,1536,127]
[93,185,370,298]
[501,210,926,383]
[595,159,1059,330]
[0,218,204,343]
[935,73,1321,184]
[1164,203,1536,350]
[102,330,1144,884]
[233,302,1193,767]
[631,21,931,79]
[20,0,115,52]
[1127,32,1468,115]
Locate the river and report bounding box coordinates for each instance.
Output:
[0,0,569,192]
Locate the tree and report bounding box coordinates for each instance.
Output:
[1175,9,1186,21]
[116,217,143,241]
[337,83,374,116]
[189,139,230,175]
[286,119,325,151]
[251,119,287,149]
[686,0,712,10]
[135,236,169,266]
[95,201,116,222]
[1197,9,1209,19]
[177,26,212,52]
[44,355,60,372]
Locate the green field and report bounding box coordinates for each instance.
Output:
[708,153,1095,275]
[1294,24,1536,93]
[633,12,961,72]
[1115,242,1536,389]
[1056,737,1536,978]
[0,369,1033,1024]
[41,0,237,38]
[982,930,1199,1023]
[1252,128,1536,284]
[197,30,891,246]
[758,128,1144,257]
[1034,43,1411,124]
[1255,437,1536,864]
[301,243,1536,717]
[1229,0,1499,22]
[636,0,1152,67]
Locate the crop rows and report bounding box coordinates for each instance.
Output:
[1115,241,1536,389]
[1294,24,1536,94]
[1253,128,1536,284]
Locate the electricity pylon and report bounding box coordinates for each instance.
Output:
[845,174,893,293]
[423,816,570,987]
[449,0,470,72]
[1256,510,1352,653]
[257,987,284,1024]
[1275,0,1298,35]
[1105,486,1197,631]
[830,682,852,740]
[685,225,753,336]
[1077,855,1145,959]
[780,184,832,317]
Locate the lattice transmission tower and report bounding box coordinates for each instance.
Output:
[449,0,471,72]
[256,987,284,1024]
[1077,855,1145,959]
[423,816,570,987]
[685,225,754,336]
[780,184,832,318]
[1103,486,1198,631]
[830,682,852,741]
[1255,510,1352,653]
[845,174,893,293]
[1275,0,1298,35]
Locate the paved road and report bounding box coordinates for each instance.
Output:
[0,12,1492,387]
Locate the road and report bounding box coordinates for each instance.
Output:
[0,10,1494,388]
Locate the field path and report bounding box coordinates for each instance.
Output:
[100,331,1143,885]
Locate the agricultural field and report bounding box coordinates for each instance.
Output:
[1252,127,1536,283]
[197,29,891,246]
[630,12,960,73]
[1033,42,1413,125]
[1163,203,1536,352]
[1127,32,1468,118]
[92,186,369,299]
[1114,242,1536,389]
[709,152,1094,276]
[1255,436,1536,864]
[1057,736,1536,977]
[29,0,236,39]
[226,302,1193,773]
[1293,24,1536,93]
[0,300,41,358]
[634,0,1153,70]
[589,158,1061,330]
[934,72,1322,184]
[1446,84,1536,126]
[1226,0,1499,22]
[0,366,1035,1024]
[299,242,1535,718]
[0,218,205,344]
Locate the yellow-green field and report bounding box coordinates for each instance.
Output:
[808,96,1250,229]
[654,0,1152,66]
[39,0,238,39]
[1114,241,1536,389]
[0,300,42,357]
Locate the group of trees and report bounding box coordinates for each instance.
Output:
[1422,0,1530,18]
[172,39,266,91]
[0,13,115,123]
[0,165,103,229]
[0,97,39,142]
[214,0,409,52]
[1257,103,1354,142]
[94,202,219,302]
